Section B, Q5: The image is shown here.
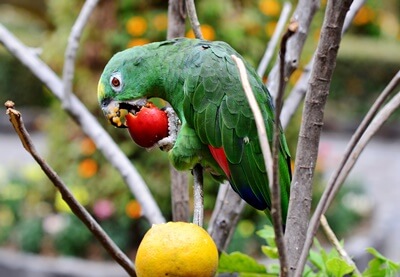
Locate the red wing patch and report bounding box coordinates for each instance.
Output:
[208,145,230,178]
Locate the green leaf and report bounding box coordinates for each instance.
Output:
[309,249,325,272]
[363,247,400,277]
[267,264,280,275]
[239,273,276,277]
[256,225,276,247]
[326,257,354,277]
[303,265,319,277]
[218,252,267,274]
[261,245,279,259]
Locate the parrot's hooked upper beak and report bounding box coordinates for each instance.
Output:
[100,97,148,128]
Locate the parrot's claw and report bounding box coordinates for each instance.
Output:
[153,106,180,152]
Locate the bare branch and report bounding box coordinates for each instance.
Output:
[320,215,361,275]
[62,0,99,107]
[270,22,298,277]
[257,1,292,78]
[185,0,203,39]
[170,167,190,222]
[280,0,366,129]
[0,24,165,225]
[322,70,400,210]
[267,0,320,98]
[167,0,186,39]
[231,55,273,185]
[5,101,136,277]
[302,90,400,275]
[233,54,287,270]
[284,0,354,275]
[192,164,204,226]
[207,183,245,252]
[324,71,400,207]
[167,0,190,223]
[300,71,400,270]
[342,0,366,34]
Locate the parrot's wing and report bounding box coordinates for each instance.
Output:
[183,40,291,216]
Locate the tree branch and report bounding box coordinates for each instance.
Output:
[62,0,99,107]
[257,1,292,78]
[192,164,204,226]
[207,183,245,252]
[5,101,136,277]
[267,0,320,99]
[324,71,400,208]
[207,2,294,251]
[181,0,205,226]
[0,24,165,225]
[320,215,361,275]
[283,0,353,275]
[232,54,291,272]
[342,0,366,34]
[185,0,203,39]
[271,22,298,277]
[231,55,273,184]
[299,71,400,273]
[280,0,366,129]
[167,0,186,40]
[301,89,400,275]
[167,0,190,223]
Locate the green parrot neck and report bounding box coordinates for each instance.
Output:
[154,42,188,122]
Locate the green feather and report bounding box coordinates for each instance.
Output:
[98,37,292,225]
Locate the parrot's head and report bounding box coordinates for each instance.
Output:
[97,47,151,128]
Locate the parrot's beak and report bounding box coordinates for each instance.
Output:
[100,98,147,128]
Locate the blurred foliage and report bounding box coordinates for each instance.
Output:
[0,0,398,260]
[0,53,52,107]
[219,225,400,276]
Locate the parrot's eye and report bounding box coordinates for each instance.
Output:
[110,72,123,92]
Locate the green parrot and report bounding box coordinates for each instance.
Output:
[98,38,291,225]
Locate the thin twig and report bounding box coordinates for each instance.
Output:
[62,0,99,107]
[257,1,292,78]
[286,1,354,276]
[320,215,361,275]
[207,183,246,252]
[0,24,165,225]
[167,0,186,40]
[170,167,190,222]
[233,53,292,272]
[271,22,298,277]
[167,0,190,223]
[342,0,367,34]
[182,0,205,225]
[280,0,366,129]
[185,0,203,39]
[300,72,400,269]
[267,0,320,99]
[192,164,204,226]
[324,71,400,212]
[231,55,273,185]
[5,101,136,277]
[333,90,400,193]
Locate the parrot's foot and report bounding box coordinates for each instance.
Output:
[153,106,180,151]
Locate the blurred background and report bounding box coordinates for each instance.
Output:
[0,0,399,275]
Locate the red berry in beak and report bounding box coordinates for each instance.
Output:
[125,102,169,148]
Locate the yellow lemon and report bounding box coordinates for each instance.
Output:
[135,221,219,277]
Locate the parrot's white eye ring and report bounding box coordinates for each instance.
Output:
[110,72,123,92]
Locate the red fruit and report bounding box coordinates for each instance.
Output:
[126,103,169,148]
